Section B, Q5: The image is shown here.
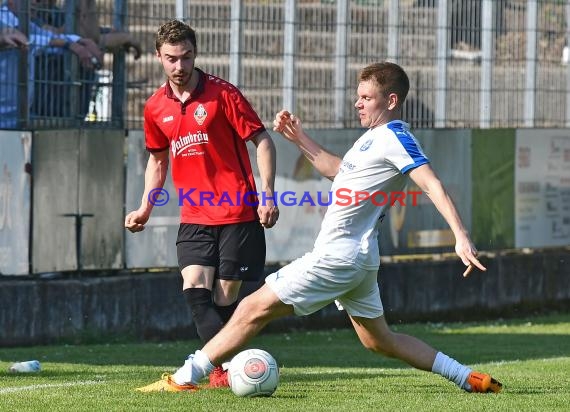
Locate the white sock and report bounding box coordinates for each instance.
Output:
[172,350,215,385]
[431,352,471,389]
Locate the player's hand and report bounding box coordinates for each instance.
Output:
[257,198,279,229]
[272,110,291,133]
[455,234,486,277]
[125,209,150,233]
[273,110,303,143]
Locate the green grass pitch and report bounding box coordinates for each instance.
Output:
[1,313,569,411]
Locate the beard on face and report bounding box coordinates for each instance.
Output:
[360,115,371,128]
[169,69,192,87]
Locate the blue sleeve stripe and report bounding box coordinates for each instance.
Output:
[387,122,429,170]
[401,159,430,174]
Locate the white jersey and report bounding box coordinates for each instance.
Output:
[312,120,429,269]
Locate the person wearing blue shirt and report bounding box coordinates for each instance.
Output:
[0,0,102,128]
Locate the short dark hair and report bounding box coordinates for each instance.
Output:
[358,62,410,107]
[155,20,197,52]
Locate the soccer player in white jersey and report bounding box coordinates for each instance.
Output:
[137,62,503,394]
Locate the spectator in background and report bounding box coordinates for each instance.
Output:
[0,0,102,129]
[0,25,27,128]
[33,0,142,58]
[31,0,142,121]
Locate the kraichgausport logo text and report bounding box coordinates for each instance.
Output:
[148,188,422,207]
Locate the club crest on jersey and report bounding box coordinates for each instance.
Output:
[359,139,373,151]
[194,104,207,125]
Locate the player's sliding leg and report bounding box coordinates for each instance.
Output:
[137,285,292,391]
[173,285,293,385]
[349,315,502,393]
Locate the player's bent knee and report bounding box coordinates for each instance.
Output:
[357,329,398,357]
[237,291,283,323]
[361,339,390,356]
[368,336,405,358]
[233,294,268,322]
[213,292,238,307]
[213,279,241,306]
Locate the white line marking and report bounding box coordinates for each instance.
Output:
[0,380,104,394]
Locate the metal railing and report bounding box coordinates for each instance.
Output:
[1,0,568,130]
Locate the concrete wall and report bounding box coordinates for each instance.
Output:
[31,129,125,273]
[1,249,569,347]
[380,250,570,323]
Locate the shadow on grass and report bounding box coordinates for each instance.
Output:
[1,330,569,369]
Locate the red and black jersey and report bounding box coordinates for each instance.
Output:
[144,68,265,225]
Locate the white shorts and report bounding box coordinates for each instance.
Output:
[265,252,383,318]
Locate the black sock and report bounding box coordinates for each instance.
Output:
[215,301,238,324]
[184,288,224,344]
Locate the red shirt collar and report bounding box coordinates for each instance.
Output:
[164,68,206,102]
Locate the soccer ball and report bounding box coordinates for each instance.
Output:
[228,349,279,397]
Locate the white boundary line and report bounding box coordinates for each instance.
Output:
[0,380,104,394]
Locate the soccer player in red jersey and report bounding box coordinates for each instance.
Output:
[125,20,279,388]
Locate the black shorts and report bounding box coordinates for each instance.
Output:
[176,220,266,281]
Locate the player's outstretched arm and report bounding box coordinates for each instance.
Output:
[125,150,169,233]
[408,164,486,277]
[273,110,341,181]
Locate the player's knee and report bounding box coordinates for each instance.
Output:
[235,294,260,317]
[234,294,270,323]
[213,279,241,306]
[359,332,396,357]
[361,339,389,356]
[213,290,238,307]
